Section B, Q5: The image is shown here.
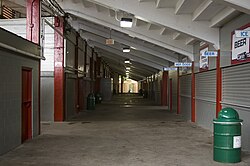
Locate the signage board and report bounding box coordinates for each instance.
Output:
[200,46,209,71]
[163,67,178,71]
[232,24,250,64]
[235,30,250,38]
[174,62,192,67]
[201,51,218,57]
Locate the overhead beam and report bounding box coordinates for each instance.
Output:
[212,0,250,14]
[90,40,163,70]
[57,0,196,60]
[102,54,154,76]
[210,7,239,27]
[78,21,178,62]
[98,48,159,74]
[192,0,213,21]
[81,0,220,46]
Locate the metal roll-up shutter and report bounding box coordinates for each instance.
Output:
[180,75,191,120]
[195,70,216,130]
[222,63,250,151]
[222,63,250,107]
[196,70,216,102]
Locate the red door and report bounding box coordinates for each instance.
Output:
[22,68,32,143]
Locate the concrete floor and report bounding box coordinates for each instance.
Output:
[0,94,250,166]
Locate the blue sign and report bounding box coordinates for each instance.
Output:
[235,30,250,38]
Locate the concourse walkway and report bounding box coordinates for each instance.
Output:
[0,94,250,166]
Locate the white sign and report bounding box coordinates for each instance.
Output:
[200,47,209,69]
[232,27,250,63]
[174,62,192,67]
[163,67,178,71]
[233,136,241,148]
[235,30,250,38]
[202,51,218,57]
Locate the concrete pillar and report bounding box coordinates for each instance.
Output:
[54,16,65,122]
[26,0,41,132]
[161,71,168,106]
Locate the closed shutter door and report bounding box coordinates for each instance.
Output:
[196,70,216,102]
[222,63,250,107]
[180,75,191,97]
[222,63,250,151]
[195,70,216,130]
[180,75,191,120]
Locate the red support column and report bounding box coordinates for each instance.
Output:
[75,33,80,113]
[54,16,64,122]
[26,0,40,44]
[95,57,101,93]
[26,0,41,134]
[191,61,196,122]
[177,68,180,114]
[90,49,94,92]
[161,71,168,106]
[170,79,173,112]
[216,50,222,117]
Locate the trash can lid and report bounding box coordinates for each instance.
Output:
[214,107,243,122]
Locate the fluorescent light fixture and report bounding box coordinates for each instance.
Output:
[126,70,130,73]
[120,18,133,28]
[126,67,131,70]
[125,60,130,64]
[123,47,130,53]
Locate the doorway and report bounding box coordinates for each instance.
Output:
[22,68,32,143]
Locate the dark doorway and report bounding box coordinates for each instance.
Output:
[22,68,32,143]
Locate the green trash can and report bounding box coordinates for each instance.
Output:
[87,93,95,110]
[213,107,243,163]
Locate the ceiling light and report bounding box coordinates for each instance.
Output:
[126,67,131,70]
[123,47,130,53]
[120,18,133,28]
[124,59,130,64]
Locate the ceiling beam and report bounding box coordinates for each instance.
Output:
[78,21,178,62]
[89,40,163,70]
[192,0,213,21]
[79,0,220,47]
[210,7,239,27]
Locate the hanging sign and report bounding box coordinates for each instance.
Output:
[174,62,192,67]
[200,46,209,71]
[201,51,218,57]
[163,67,178,71]
[232,24,250,64]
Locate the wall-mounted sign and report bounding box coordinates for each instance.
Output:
[174,62,192,67]
[232,24,250,64]
[200,46,209,71]
[235,30,250,38]
[163,67,178,71]
[201,51,218,57]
